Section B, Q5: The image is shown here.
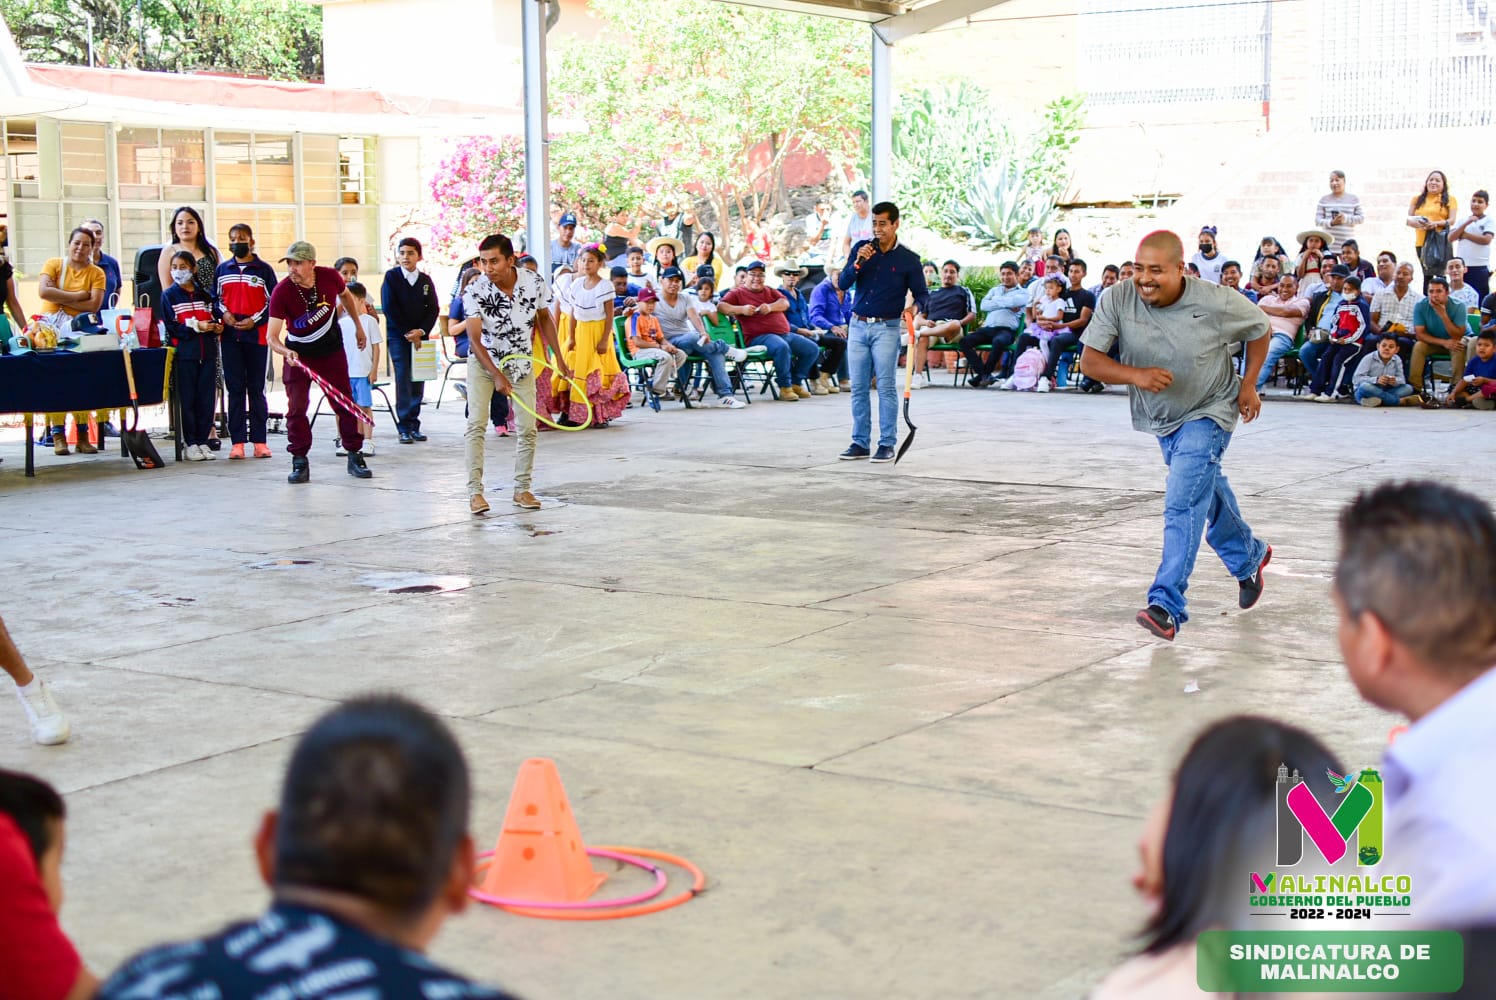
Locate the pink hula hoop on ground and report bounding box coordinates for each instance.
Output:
[468,846,667,910]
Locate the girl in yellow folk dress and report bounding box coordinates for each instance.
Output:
[549,245,628,427]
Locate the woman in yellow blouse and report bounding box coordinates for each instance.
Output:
[681,232,727,286]
[1408,170,1456,292]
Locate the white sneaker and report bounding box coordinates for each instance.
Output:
[335,441,348,456]
[908,373,926,390]
[996,378,1012,390]
[201,445,216,461]
[1037,378,1052,393]
[362,443,375,456]
[15,676,69,745]
[716,395,746,408]
[726,347,749,363]
[1315,393,1333,403]
[186,444,207,461]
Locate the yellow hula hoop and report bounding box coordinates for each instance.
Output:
[497,353,594,431]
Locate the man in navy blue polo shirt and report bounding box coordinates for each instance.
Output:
[837,201,928,463]
[99,696,517,1000]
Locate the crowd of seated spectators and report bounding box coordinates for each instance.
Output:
[11,170,1495,448]
[586,170,1493,408]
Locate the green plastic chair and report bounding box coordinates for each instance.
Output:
[699,313,770,401]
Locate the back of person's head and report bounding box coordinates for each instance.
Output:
[1142,716,1341,954]
[1336,481,1496,676]
[0,769,65,864]
[271,695,470,921]
[347,281,368,301]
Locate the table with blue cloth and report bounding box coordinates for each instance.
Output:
[0,348,172,476]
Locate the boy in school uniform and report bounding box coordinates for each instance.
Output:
[380,239,439,443]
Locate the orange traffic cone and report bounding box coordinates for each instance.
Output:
[480,758,606,903]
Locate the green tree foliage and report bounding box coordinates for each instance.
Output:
[894,83,1085,249]
[548,0,867,257]
[892,81,1007,231]
[1,0,322,80]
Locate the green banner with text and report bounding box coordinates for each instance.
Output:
[1197,931,1464,993]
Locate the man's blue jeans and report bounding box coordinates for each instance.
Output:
[670,334,733,398]
[1297,338,1329,384]
[753,332,819,387]
[1255,332,1296,390]
[848,317,900,450]
[1150,418,1267,624]
[385,332,425,434]
[1354,382,1414,405]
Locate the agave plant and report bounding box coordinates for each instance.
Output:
[945,159,1058,250]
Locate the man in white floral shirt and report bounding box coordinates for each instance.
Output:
[456,233,570,514]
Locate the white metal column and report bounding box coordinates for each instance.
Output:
[522,0,551,271]
[870,27,892,203]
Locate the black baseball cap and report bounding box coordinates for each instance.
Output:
[661,266,685,280]
[745,260,766,271]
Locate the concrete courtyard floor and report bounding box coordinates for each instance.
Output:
[0,379,1463,998]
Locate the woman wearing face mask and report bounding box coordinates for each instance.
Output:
[156,206,221,306]
[1190,226,1225,283]
[161,251,224,461]
[1091,716,1344,999]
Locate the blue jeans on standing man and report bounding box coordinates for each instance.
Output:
[1150,418,1267,625]
[753,332,819,389]
[848,317,901,450]
[669,333,734,398]
[385,332,425,434]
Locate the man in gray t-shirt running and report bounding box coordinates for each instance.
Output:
[1079,229,1273,641]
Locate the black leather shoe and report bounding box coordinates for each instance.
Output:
[398,431,414,444]
[410,431,428,442]
[347,451,372,479]
[287,456,310,484]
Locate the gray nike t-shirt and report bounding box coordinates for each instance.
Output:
[1081,277,1269,437]
[654,293,698,339]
